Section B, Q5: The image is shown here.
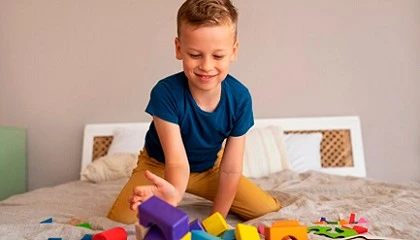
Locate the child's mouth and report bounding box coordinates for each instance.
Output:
[196,73,216,82]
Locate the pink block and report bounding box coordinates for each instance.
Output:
[257,224,265,235]
[358,217,368,223]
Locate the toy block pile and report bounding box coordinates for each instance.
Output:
[137,196,261,240]
[42,217,127,240]
[308,213,369,238]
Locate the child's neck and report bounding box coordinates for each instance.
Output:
[190,86,221,113]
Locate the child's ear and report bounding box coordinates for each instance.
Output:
[175,37,182,60]
[231,40,239,62]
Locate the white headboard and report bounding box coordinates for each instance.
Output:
[80,116,366,179]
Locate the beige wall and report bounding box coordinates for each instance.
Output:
[1,0,419,190]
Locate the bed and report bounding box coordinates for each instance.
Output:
[0,116,419,240]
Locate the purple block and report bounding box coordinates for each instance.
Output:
[144,225,165,240]
[189,218,204,231]
[138,196,189,240]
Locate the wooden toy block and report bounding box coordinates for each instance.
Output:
[352,225,368,234]
[265,221,307,240]
[308,226,357,238]
[92,227,127,240]
[222,229,236,240]
[190,218,205,231]
[320,217,327,222]
[257,224,265,235]
[234,223,259,240]
[181,231,192,240]
[191,230,222,239]
[144,225,165,240]
[272,220,300,227]
[339,219,348,225]
[201,212,228,236]
[358,217,368,224]
[327,221,339,225]
[41,217,53,224]
[76,222,93,230]
[349,213,356,224]
[81,234,93,240]
[138,196,189,240]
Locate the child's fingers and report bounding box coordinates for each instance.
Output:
[130,201,141,211]
[144,170,167,187]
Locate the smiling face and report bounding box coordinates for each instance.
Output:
[175,22,239,95]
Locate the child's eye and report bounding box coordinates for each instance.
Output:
[189,54,201,59]
[214,55,225,60]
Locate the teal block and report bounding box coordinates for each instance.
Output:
[191,230,221,239]
[222,229,236,240]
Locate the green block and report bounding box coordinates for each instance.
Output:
[76,222,93,230]
[308,226,357,238]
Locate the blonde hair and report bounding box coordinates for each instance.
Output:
[177,0,238,39]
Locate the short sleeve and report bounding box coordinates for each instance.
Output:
[145,81,179,124]
[230,90,254,137]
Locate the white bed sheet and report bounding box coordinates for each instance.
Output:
[0,170,419,240]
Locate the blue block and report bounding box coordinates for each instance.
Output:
[139,196,189,240]
[191,230,221,240]
[222,229,236,240]
[47,238,62,240]
[41,217,53,223]
[189,218,205,231]
[144,225,165,240]
[81,234,93,240]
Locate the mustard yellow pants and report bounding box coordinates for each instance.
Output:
[107,149,281,224]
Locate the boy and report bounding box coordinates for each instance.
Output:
[107,0,281,224]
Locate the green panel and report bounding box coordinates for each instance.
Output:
[0,127,26,201]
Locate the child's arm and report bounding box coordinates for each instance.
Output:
[130,116,189,210]
[211,135,246,217]
[153,116,190,205]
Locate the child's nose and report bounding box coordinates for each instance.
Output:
[199,58,213,71]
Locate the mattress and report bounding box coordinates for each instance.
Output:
[0,170,419,240]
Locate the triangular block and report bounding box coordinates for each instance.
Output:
[41,218,53,224]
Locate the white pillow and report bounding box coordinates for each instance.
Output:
[107,127,146,155]
[81,152,138,182]
[242,125,290,178]
[284,133,323,173]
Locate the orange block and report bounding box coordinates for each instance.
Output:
[265,220,308,240]
[339,220,348,226]
[272,220,300,227]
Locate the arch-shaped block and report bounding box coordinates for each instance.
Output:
[138,196,189,240]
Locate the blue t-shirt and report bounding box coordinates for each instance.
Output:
[145,72,254,172]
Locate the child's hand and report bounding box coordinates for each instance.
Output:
[129,170,179,211]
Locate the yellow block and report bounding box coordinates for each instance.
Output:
[201,212,229,236]
[234,223,260,240]
[180,232,191,240]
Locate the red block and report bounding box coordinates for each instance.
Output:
[349,213,355,224]
[93,227,127,240]
[352,225,368,234]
